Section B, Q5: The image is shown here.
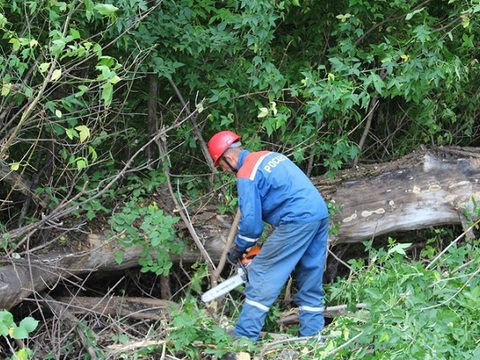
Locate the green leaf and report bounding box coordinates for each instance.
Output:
[75,125,90,143]
[0,13,7,28]
[76,157,88,171]
[1,83,12,96]
[12,326,28,339]
[65,128,76,140]
[9,38,20,51]
[88,146,98,162]
[19,317,38,333]
[114,250,124,264]
[257,107,269,118]
[39,63,50,73]
[13,348,30,360]
[405,7,425,21]
[151,236,161,247]
[10,162,20,171]
[336,13,352,22]
[101,82,113,106]
[70,28,81,39]
[0,310,14,336]
[109,75,122,84]
[50,38,66,55]
[388,243,412,256]
[94,4,119,16]
[51,68,62,81]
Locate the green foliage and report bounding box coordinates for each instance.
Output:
[99,170,183,276]
[109,198,182,275]
[420,227,455,259]
[170,236,480,359]
[319,239,480,359]
[325,0,478,153]
[460,197,480,229]
[0,311,38,340]
[167,297,254,359]
[0,0,143,232]
[0,310,38,360]
[327,201,342,236]
[3,0,480,237]
[1,1,480,357]
[240,0,480,170]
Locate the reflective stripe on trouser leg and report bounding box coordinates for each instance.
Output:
[294,217,329,336]
[233,299,269,342]
[299,306,325,337]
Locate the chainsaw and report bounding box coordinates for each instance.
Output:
[201,246,261,303]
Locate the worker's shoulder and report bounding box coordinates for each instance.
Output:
[237,150,272,179]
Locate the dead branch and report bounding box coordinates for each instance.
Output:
[279,303,368,327]
[43,295,100,360]
[52,296,175,321]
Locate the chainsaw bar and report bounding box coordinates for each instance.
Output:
[201,268,247,303]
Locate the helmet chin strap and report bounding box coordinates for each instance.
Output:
[221,155,237,173]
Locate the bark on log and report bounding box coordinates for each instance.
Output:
[320,146,480,243]
[0,146,479,310]
[0,236,210,310]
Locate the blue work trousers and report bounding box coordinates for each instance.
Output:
[233,218,329,341]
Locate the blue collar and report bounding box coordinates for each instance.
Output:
[237,150,250,171]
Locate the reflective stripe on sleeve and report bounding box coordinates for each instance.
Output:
[238,234,259,244]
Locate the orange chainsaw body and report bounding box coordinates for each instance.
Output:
[241,245,261,265]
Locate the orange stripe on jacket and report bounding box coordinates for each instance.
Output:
[237,151,271,181]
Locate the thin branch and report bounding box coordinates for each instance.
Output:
[210,208,241,287]
[167,78,215,171]
[353,96,380,167]
[43,294,101,360]
[173,177,216,271]
[420,265,480,311]
[426,217,480,270]
[6,113,196,243]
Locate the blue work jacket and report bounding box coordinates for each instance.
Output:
[234,150,328,251]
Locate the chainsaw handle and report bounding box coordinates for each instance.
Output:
[240,245,261,265]
[238,261,249,282]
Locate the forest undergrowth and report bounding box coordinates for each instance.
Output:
[2,225,479,360]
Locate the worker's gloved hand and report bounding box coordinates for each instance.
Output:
[227,247,244,266]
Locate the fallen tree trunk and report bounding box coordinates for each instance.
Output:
[318,146,480,243]
[0,146,479,310]
[0,236,210,310]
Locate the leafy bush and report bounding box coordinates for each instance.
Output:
[317,239,480,359]
[167,297,254,359]
[109,198,182,276]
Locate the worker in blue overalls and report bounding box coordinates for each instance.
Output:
[208,130,329,342]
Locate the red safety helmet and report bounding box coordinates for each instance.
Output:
[208,131,241,166]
